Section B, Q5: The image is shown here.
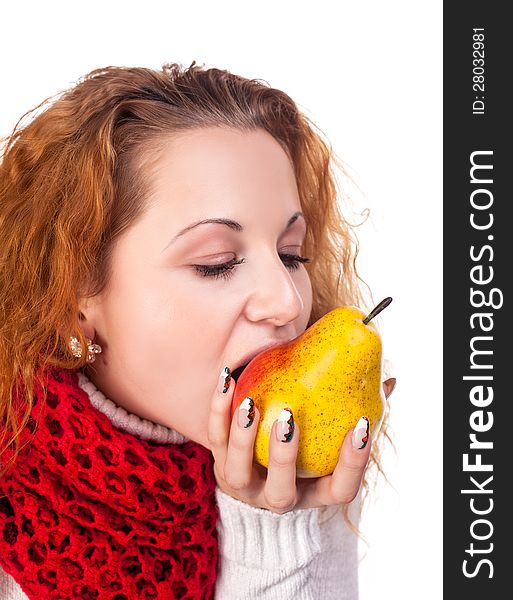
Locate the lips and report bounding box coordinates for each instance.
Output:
[230,340,291,383]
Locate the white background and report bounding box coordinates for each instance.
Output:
[0,2,443,598]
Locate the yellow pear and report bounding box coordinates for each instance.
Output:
[231,298,392,477]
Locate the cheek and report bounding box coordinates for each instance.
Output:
[99,276,229,442]
[297,269,313,329]
[112,280,221,376]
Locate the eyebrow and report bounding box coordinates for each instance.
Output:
[164,211,305,250]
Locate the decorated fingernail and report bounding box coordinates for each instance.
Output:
[352,416,370,449]
[218,367,231,395]
[238,397,255,428]
[276,408,294,443]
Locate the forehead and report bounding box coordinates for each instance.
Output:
[155,125,293,170]
[146,127,299,207]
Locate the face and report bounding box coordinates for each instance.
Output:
[81,127,312,447]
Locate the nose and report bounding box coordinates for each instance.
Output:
[243,250,306,327]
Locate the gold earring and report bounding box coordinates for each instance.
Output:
[69,336,102,363]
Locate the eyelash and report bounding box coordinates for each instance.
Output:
[193,253,311,280]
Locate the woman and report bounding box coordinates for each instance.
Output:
[0,62,395,599]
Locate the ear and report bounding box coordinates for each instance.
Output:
[77,295,100,340]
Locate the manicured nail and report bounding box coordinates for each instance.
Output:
[352,416,370,449]
[238,397,255,428]
[218,367,231,395]
[276,408,294,443]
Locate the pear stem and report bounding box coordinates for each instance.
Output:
[363,297,393,324]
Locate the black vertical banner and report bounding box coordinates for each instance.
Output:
[444,2,511,596]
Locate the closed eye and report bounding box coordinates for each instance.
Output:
[193,253,311,280]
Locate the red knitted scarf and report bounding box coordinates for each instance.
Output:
[0,368,219,599]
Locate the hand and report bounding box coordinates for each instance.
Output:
[207,368,396,514]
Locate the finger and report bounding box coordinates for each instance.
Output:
[222,397,261,491]
[328,416,372,504]
[264,408,300,513]
[383,377,397,399]
[207,367,235,467]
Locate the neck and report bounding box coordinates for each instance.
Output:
[77,371,190,445]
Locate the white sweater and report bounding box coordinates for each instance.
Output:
[0,373,361,600]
